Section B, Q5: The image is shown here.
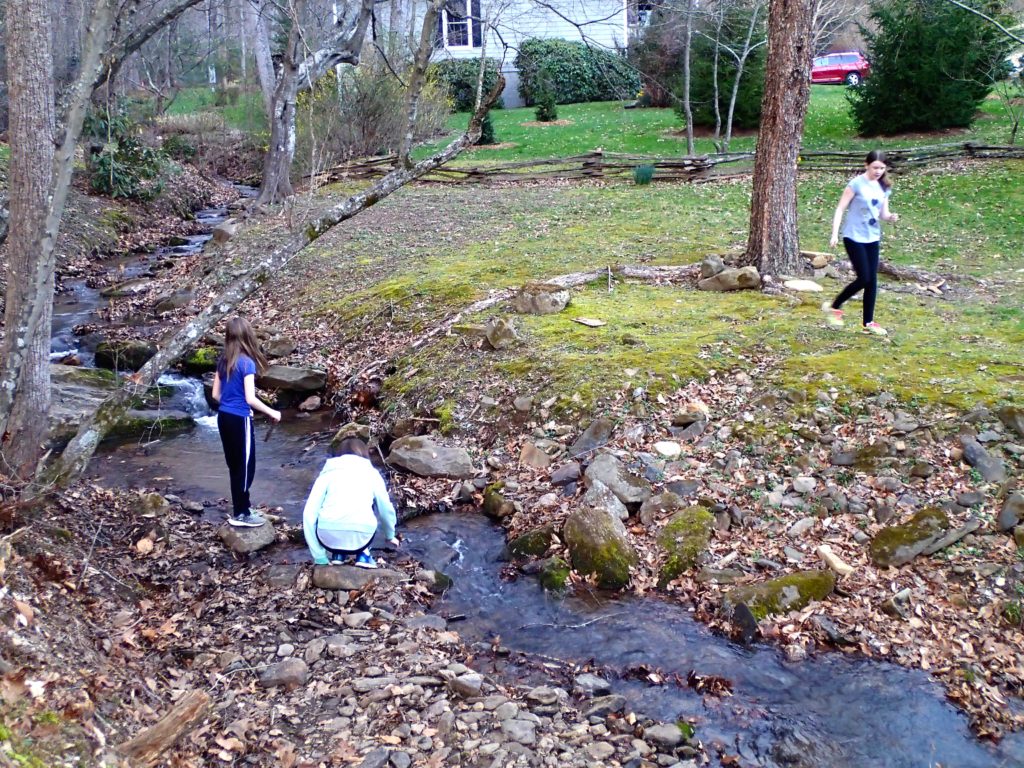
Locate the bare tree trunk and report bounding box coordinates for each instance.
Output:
[251,0,276,118]
[256,5,302,205]
[47,78,504,485]
[741,0,815,275]
[724,3,764,152]
[1,0,56,479]
[399,0,443,165]
[711,16,722,144]
[681,0,695,155]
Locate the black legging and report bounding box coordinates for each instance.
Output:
[832,238,880,325]
[217,411,255,516]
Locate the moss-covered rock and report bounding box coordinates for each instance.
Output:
[724,570,836,620]
[134,492,170,516]
[330,422,371,455]
[482,483,515,520]
[538,557,571,592]
[869,507,950,568]
[95,340,157,372]
[997,405,1024,439]
[181,345,220,375]
[106,410,195,441]
[656,506,714,586]
[507,525,555,558]
[562,506,637,590]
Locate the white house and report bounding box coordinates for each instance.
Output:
[425,0,642,107]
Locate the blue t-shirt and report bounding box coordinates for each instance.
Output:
[217,354,257,417]
[841,175,890,244]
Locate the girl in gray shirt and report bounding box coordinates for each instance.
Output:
[824,150,899,336]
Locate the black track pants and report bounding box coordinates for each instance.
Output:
[217,411,255,517]
[832,238,880,325]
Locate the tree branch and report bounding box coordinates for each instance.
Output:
[939,0,1024,46]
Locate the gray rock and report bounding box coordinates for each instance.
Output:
[404,614,448,631]
[645,723,683,750]
[519,442,552,469]
[563,505,637,590]
[389,752,411,768]
[961,437,1007,483]
[500,719,537,746]
[312,565,404,590]
[304,638,327,664]
[257,365,327,392]
[263,337,298,359]
[259,658,308,689]
[574,673,611,697]
[583,479,629,521]
[997,405,1024,439]
[584,742,615,761]
[584,453,652,508]
[218,521,276,554]
[212,219,239,244]
[387,435,474,478]
[869,507,950,567]
[956,491,984,507]
[485,317,518,349]
[787,517,816,538]
[512,282,571,315]
[697,265,761,292]
[550,462,581,486]
[724,571,836,619]
[584,695,627,719]
[99,277,153,298]
[909,461,934,479]
[639,491,687,526]
[570,417,615,458]
[95,340,157,371]
[153,288,195,314]
[448,672,484,698]
[997,492,1024,532]
[264,564,302,588]
[792,476,817,494]
[344,612,373,628]
[700,255,725,278]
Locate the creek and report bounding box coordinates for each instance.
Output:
[53,193,1024,768]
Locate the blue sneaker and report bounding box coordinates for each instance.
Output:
[330,553,346,566]
[354,551,378,569]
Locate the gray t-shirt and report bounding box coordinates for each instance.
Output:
[841,175,890,244]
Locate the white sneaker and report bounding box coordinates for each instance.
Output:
[821,302,844,328]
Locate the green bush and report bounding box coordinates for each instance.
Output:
[476,111,497,145]
[515,38,639,106]
[850,0,1013,135]
[429,58,504,112]
[83,104,165,200]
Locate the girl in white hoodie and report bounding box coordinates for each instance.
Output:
[302,437,398,568]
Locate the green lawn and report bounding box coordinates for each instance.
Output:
[164,87,267,134]
[421,86,1020,163]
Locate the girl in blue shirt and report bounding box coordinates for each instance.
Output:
[825,150,899,336]
[211,317,281,527]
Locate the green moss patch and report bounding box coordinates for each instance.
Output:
[538,556,571,592]
[657,506,715,586]
[725,570,836,620]
[562,506,637,590]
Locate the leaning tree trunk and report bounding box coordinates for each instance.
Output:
[681,0,695,155]
[1,0,56,479]
[741,0,815,275]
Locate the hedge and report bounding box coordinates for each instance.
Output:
[514,38,639,106]
[429,58,504,112]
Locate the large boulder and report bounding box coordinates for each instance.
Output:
[257,365,327,392]
[569,417,614,458]
[180,345,219,375]
[506,525,555,558]
[657,506,715,585]
[562,506,637,590]
[330,422,371,454]
[997,492,1024,533]
[638,491,687,526]
[218,522,277,554]
[95,340,157,371]
[997,405,1024,439]
[869,507,950,567]
[584,453,652,508]
[212,219,239,244]
[724,570,835,620]
[700,255,725,278]
[582,479,629,521]
[387,436,474,478]
[512,282,571,315]
[263,337,298,359]
[153,288,195,314]
[107,409,194,440]
[697,266,761,292]
[960,437,1007,483]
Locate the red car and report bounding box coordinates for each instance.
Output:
[811,51,871,86]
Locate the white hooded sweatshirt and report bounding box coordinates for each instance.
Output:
[302,454,397,564]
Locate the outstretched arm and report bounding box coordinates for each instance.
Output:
[830,186,855,248]
[371,469,397,541]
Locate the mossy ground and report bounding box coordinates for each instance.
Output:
[254,161,1021,424]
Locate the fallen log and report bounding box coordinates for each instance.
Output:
[116,690,211,766]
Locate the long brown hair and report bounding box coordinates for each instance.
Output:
[218,317,268,381]
[865,149,891,191]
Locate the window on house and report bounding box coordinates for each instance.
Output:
[437,0,482,49]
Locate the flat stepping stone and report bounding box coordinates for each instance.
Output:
[312,565,405,590]
[784,279,824,292]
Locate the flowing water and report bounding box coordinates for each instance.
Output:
[60,188,1024,768]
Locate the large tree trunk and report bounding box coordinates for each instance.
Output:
[256,14,302,205]
[741,0,815,275]
[1,0,56,479]
[251,0,277,119]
